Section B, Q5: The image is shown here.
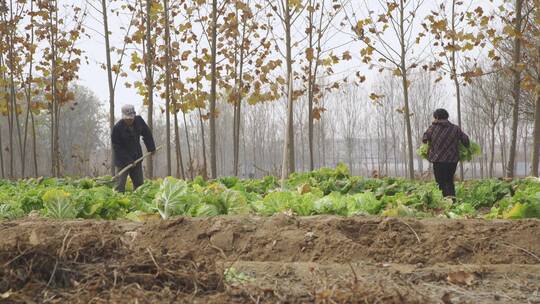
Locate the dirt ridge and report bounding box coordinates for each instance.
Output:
[1,216,539,303]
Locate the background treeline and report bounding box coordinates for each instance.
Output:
[0,0,538,180]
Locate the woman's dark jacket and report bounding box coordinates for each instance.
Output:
[422,120,469,163]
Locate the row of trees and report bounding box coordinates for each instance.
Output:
[0,0,539,180]
[0,71,532,179]
[0,0,85,178]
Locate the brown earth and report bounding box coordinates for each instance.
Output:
[0,215,539,303]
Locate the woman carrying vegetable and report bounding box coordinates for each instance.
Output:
[422,108,470,199]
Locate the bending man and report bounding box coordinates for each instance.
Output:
[112,104,156,192]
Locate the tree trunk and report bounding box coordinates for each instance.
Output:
[145,0,154,178]
[532,91,540,177]
[0,123,4,178]
[252,126,257,177]
[50,106,54,176]
[400,75,414,179]
[209,0,218,179]
[101,0,116,176]
[8,47,24,178]
[300,116,305,171]
[383,117,389,176]
[530,34,540,176]
[30,107,38,176]
[55,0,61,176]
[0,54,13,178]
[399,0,414,179]
[182,110,193,179]
[490,124,496,177]
[370,137,376,174]
[450,0,465,180]
[308,78,315,172]
[232,84,242,176]
[241,123,247,176]
[173,109,184,178]
[54,87,61,175]
[506,0,523,178]
[163,0,172,176]
[376,121,382,173]
[347,141,353,173]
[501,121,507,174]
[402,122,408,177]
[21,0,35,178]
[523,126,527,176]
[1,54,14,178]
[331,126,336,166]
[198,108,208,178]
[321,116,326,167]
[0,57,6,178]
[48,0,59,177]
[7,0,24,178]
[307,2,315,171]
[500,128,506,176]
[281,0,295,184]
[233,24,246,177]
[22,71,31,177]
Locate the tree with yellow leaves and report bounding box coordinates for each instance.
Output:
[347,0,426,179]
[423,1,494,179]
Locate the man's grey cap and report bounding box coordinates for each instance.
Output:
[122,104,136,119]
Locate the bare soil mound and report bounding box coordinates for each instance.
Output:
[1,216,539,303]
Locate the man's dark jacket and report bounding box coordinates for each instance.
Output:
[422,120,469,163]
[112,116,156,168]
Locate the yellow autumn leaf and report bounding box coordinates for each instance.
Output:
[432,20,447,32]
[305,47,314,61]
[486,49,499,61]
[462,43,474,51]
[290,0,301,8]
[480,16,489,26]
[503,25,516,36]
[369,93,384,100]
[322,58,333,66]
[474,6,483,16]
[150,2,163,20]
[445,44,461,52]
[462,33,475,41]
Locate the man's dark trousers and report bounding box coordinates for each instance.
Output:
[115,163,144,193]
[433,162,458,197]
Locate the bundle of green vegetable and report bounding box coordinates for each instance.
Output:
[417,144,430,160]
[417,141,481,162]
[459,142,482,161]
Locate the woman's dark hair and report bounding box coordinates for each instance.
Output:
[433,108,449,120]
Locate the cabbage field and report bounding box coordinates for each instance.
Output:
[0,163,539,221]
[1,166,540,303]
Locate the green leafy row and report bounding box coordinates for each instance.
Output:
[0,164,538,221]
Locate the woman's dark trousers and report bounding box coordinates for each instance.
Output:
[433,162,458,197]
